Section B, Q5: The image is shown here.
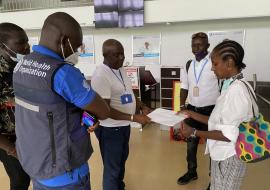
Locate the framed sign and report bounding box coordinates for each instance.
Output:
[132,34,161,65]
[208,30,245,50]
[125,67,139,89]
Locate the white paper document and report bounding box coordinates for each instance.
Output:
[147,108,187,126]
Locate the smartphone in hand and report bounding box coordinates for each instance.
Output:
[81,111,98,131]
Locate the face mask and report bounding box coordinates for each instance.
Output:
[221,73,243,92]
[2,43,25,62]
[195,51,207,60]
[65,52,80,65]
[221,78,233,91]
[61,38,79,65]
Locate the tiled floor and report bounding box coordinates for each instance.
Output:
[1,124,270,190]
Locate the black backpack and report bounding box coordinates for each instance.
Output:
[185,59,192,73]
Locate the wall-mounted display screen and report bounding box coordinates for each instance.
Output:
[94,0,144,28]
[94,0,118,13]
[94,12,119,28]
[118,0,144,11]
[119,11,144,28]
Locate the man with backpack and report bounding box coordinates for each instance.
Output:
[177,32,220,189]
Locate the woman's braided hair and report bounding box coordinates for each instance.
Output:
[212,40,246,71]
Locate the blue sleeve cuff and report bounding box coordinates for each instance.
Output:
[76,89,96,108]
[53,64,96,108]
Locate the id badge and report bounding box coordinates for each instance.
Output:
[193,86,199,97]
[121,94,133,104]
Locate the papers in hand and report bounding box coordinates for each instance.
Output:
[147,108,187,126]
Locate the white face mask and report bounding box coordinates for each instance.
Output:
[221,73,243,92]
[2,43,25,62]
[61,38,79,65]
[221,78,233,91]
[65,52,80,65]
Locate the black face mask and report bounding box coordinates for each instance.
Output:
[195,51,208,60]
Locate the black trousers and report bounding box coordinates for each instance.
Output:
[0,148,30,190]
[94,125,130,190]
[184,104,215,174]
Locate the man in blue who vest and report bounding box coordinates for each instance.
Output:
[13,12,110,190]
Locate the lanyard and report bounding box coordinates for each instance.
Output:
[193,58,208,85]
[229,73,244,85]
[110,68,127,91]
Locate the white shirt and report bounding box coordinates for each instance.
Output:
[91,64,136,127]
[205,79,259,161]
[181,55,220,107]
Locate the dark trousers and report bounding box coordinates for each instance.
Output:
[95,125,130,190]
[0,148,30,190]
[184,104,215,174]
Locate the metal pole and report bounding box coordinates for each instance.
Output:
[253,73,257,92]
[257,94,270,106]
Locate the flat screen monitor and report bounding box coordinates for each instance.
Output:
[94,0,118,13]
[119,11,144,28]
[94,12,119,28]
[118,0,144,11]
[94,0,144,28]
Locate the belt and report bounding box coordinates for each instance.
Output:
[187,104,215,112]
[37,163,89,187]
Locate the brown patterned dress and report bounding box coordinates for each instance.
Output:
[0,55,16,141]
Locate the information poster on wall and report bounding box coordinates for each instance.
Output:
[78,35,95,64]
[76,35,95,77]
[28,37,39,52]
[125,67,139,89]
[208,30,245,50]
[132,34,161,65]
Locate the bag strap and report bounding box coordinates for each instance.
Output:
[186,60,192,73]
[239,80,258,117]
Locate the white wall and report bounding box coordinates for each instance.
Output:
[1,0,270,29]
[146,0,270,23]
[26,17,270,82]
[1,0,270,81]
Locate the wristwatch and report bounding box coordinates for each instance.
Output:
[190,128,197,138]
[180,105,186,109]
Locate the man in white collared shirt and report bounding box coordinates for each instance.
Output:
[91,39,151,190]
[177,32,220,187]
